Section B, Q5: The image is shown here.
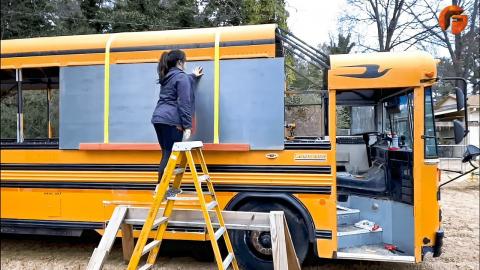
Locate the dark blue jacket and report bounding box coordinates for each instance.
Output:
[151,67,197,129]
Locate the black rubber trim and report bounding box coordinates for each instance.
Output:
[0,163,331,174]
[0,142,59,149]
[0,218,103,229]
[1,39,275,58]
[1,218,206,233]
[216,185,331,194]
[1,139,59,149]
[0,181,332,194]
[1,181,156,190]
[315,229,332,239]
[284,142,331,150]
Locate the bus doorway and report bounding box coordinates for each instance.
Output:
[334,88,417,262]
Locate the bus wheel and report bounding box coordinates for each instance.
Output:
[230,200,309,269]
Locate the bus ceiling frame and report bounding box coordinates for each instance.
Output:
[438,77,469,142]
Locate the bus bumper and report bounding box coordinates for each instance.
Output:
[433,229,444,257]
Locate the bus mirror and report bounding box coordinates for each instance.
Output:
[453,119,465,144]
[454,87,465,111]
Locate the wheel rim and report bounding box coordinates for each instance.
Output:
[244,230,273,260]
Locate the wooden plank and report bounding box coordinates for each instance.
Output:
[121,223,134,262]
[86,248,108,270]
[86,206,127,270]
[283,217,301,270]
[79,143,250,151]
[270,211,288,270]
[98,206,127,250]
[125,207,270,231]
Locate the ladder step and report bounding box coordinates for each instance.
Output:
[142,240,161,256]
[138,263,153,270]
[181,191,212,196]
[214,226,226,240]
[173,168,185,175]
[153,217,168,228]
[167,196,199,201]
[172,141,203,151]
[198,175,210,182]
[206,201,218,210]
[222,253,234,269]
[124,217,168,228]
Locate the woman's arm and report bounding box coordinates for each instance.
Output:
[176,74,193,130]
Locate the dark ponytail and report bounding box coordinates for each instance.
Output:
[157,49,186,82]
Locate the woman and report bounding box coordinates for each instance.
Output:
[151,49,203,195]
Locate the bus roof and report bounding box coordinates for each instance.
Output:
[1,24,277,69]
[328,51,437,89]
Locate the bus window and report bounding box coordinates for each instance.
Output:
[1,67,59,144]
[337,105,375,135]
[22,68,60,140]
[383,92,414,149]
[0,69,17,140]
[285,92,325,137]
[424,87,438,158]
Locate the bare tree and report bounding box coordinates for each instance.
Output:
[405,0,479,93]
[340,0,479,94]
[340,0,433,52]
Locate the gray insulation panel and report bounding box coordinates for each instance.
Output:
[59,58,284,150]
[59,65,104,149]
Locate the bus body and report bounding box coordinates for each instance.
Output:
[1,24,443,268]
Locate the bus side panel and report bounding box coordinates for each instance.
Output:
[295,193,337,258]
[413,87,440,262]
[1,148,337,257]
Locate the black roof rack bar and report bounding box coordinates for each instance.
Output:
[282,45,325,70]
[276,33,328,68]
[285,64,323,89]
[277,28,330,61]
[278,36,330,69]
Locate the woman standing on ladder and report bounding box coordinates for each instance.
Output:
[151,49,203,196]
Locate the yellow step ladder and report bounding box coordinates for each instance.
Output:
[127,141,238,270]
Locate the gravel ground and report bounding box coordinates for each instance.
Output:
[1,175,478,270]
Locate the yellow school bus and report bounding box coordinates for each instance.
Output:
[1,24,468,269]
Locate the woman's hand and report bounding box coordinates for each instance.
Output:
[182,129,192,141]
[192,66,204,78]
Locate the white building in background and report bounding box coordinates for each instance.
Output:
[435,95,479,159]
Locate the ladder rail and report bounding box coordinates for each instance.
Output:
[186,150,226,269]
[127,151,181,269]
[145,152,188,265]
[196,148,239,270]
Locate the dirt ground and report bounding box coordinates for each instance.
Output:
[1,175,478,270]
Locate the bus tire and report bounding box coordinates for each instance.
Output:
[229,200,309,270]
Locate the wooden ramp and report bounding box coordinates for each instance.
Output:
[86,206,300,270]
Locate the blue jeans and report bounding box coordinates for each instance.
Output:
[153,123,183,181]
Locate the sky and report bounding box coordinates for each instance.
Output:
[286,0,347,47]
[284,0,452,57]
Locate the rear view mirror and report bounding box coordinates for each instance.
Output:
[454,87,465,111]
[462,145,480,163]
[453,120,465,144]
